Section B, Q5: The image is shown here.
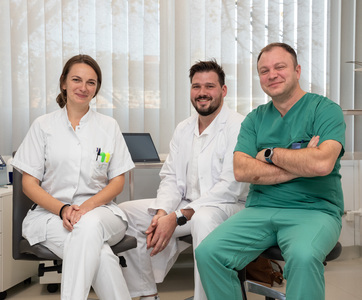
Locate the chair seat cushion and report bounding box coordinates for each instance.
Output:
[19,234,137,261]
[261,241,342,262]
[20,239,61,260]
[325,241,342,261]
[111,234,137,253]
[261,246,284,261]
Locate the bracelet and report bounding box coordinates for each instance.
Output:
[59,204,70,220]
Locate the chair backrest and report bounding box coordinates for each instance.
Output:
[12,168,40,260]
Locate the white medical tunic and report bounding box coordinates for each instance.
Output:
[12,107,134,246]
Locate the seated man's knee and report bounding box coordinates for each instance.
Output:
[191,207,226,229]
[195,236,218,265]
[286,247,323,271]
[195,241,208,266]
[118,200,131,211]
[191,208,228,245]
[118,199,151,221]
[192,210,214,226]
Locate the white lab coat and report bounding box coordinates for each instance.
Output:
[12,107,134,246]
[150,103,248,216]
[120,103,249,299]
[12,107,135,300]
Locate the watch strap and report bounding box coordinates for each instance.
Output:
[175,210,183,219]
[265,157,273,164]
[175,210,187,226]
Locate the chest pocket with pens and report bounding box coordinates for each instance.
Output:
[98,152,110,163]
[96,148,111,163]
[90,148,112,185]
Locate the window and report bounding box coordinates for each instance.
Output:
[1,0,359,154]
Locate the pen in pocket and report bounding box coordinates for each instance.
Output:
[96,148,101,161]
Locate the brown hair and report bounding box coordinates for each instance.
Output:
[56,54,102,108]
[257,42,298,68]
[189,59,225,87]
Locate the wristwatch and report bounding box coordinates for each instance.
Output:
[175,210,187,226]
[264,148,274,164]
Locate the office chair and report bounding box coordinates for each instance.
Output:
[12,168,137,293]
[179,235,342,300]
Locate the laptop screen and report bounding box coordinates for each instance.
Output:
[122,133,161,163]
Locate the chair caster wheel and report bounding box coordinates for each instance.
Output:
[47,283,59,293]
[24,277,32,284]
[0,291,7,300]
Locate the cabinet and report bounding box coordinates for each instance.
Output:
[0,186,37,299]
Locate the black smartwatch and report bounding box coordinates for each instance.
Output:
[175,210,187,226]
[264,148,274,164]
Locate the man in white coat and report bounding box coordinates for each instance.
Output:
[119,60,249,300]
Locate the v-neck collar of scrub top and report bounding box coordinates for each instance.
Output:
[271,93,308,120]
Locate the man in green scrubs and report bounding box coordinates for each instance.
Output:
[196,42,345,300]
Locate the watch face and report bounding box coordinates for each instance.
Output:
[265,148,271,157]
[177,216,187,226]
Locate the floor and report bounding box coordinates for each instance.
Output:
[2,256,362,300]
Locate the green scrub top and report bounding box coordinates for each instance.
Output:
[235,93,346,218]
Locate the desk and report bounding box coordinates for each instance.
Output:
[0,186,38,298]
[343,109,362,115]
[129,162,164,200]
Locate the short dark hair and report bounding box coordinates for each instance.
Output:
[257,42,298,68]
[56,54,102,108]
[189,59,225,87]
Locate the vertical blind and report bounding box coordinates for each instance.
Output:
[0,0,360,155]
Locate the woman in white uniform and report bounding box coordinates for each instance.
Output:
[12,54,134,300]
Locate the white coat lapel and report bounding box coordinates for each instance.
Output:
[179,116,197,170]
[200,104,229,153]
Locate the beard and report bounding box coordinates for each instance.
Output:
[192,96,222,116]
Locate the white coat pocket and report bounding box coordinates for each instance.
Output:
[89,160,109,188]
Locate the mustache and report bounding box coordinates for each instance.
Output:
[196,96,212,101]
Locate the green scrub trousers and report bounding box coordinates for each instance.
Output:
[195,207,341,300]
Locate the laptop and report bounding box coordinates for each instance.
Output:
[122,133,161,163]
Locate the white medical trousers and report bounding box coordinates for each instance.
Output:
[41,206,131,300]
[119,199,242,300]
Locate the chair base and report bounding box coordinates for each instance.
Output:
[246,281,286,300]
[38,260,62,277]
